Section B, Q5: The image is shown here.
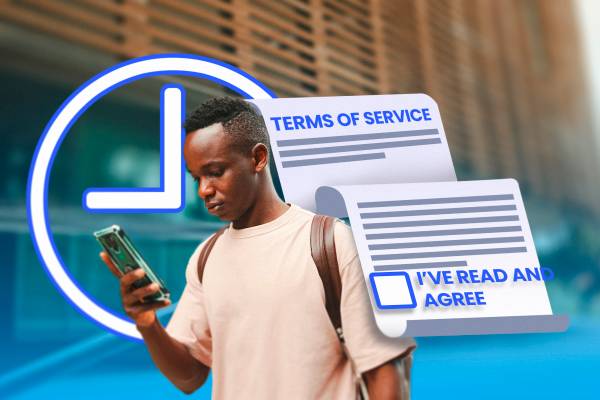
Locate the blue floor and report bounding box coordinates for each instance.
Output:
[3,316,598,399]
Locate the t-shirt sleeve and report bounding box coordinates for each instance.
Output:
[165,241,213,368]
[335,221,416,374]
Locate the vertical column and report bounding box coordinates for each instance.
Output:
[452,0,491,176]
[371,0,390,94]
[232,0,253,73]
[414,0,437,98]
[122,0,151,57]
[492,0,538,187]
[475,0,519,179]
[311,0,331,96]
[510,0,550,197]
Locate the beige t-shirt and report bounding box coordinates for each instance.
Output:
[166,204,415,399]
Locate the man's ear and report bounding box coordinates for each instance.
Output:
[251,143,269,172]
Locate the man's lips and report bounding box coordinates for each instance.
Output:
[206,202,224,212]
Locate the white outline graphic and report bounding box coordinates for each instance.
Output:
[28,55,275,340]
[83,86,184,211]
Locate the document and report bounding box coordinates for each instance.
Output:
[249,94,456,212]
[251,94,567,337]
[316,179,568,337]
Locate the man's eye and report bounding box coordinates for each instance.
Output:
[208,170,224,177]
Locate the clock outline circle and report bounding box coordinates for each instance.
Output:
[26,54,276,340]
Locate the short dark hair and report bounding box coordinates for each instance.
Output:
[183,96,270,155]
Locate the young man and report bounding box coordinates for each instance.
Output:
[101,97,416,399]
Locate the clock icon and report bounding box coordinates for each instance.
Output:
[27,54,275,340]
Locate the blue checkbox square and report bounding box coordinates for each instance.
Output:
[369,271,417,310]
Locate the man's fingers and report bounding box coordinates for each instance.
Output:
[100,252,121,278]
[120,268,146,288]
[130,283,160,303]
[125,299,171,315]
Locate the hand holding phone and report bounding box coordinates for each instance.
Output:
[95,225,171,328]
[100,252,170,328]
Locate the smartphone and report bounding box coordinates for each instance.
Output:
[94,225,170,303]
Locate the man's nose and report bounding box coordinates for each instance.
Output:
[198,178,216,199]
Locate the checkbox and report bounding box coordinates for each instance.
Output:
[369,271,417,309]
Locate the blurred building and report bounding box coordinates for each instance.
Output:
[0,0,597,214]
[2,0,598,215]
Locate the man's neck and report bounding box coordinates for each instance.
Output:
[231,188,290,230]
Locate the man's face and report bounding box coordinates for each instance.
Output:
[184,123,260,221]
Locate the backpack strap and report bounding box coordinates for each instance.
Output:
[197,226,227,284]
[310,214,343,338]
[311,215,368,398]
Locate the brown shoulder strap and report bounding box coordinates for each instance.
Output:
[197,226,227,284]
[310,214,343,334]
